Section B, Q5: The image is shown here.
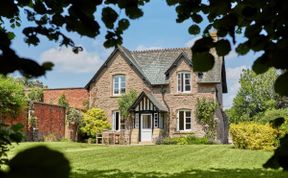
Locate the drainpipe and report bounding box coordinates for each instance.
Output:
[160,85,170,137]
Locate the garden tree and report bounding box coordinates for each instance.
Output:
[58,94,69,108]
[227,69,278,123]
[0,0,288,172]
[80,108,110,138]
[17,77,46,102]
[118,89,138,144]
[0,75,25,167]
[1,1,288,96]
[66,107,82,141]
[195,98,218,140]
[0,75,26,120]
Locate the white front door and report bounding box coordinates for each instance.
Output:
[141,114,152,142]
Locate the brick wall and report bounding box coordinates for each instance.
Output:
[3,110,29,134]
[43,88,88,110]
[3,102,67,141]
[33,102,66,140]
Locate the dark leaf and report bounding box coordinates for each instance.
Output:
[269,117,285,129]
[215,39,231,56]
[102,7,118,29]
[252,55,270,74]
[188,25,200,35]
[275,72,288,96]
[235,43,250,55]
[42,62,54,71]
[118,19,130,31]
[192,52,215,72]
[191,14,203,24]
[192,37,214,53]
[166,0,178,6]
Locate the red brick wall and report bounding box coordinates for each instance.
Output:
[3,111,29,134]
[33,102,66,140]
[43,88,88,110]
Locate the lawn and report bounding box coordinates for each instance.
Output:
[7,142,288,178]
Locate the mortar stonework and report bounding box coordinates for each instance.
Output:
[89,52,152,124]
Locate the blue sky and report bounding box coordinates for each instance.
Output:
[10,1,256,108]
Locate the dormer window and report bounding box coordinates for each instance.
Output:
[177,72,191,93]
[113,75,126,95]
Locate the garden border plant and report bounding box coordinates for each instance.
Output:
[195,98,218,140]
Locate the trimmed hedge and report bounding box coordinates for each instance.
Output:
[161,135,210,145]
[230,122,278,151]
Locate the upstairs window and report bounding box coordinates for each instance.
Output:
[177,72,191,93]
[113,75,126,95]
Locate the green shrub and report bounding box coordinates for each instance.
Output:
[43,133,58,142]
[195,98,218,139]
[230,122,278,151]
[161,135,210,145]
[256,108,288,123]
[79,108,111,138]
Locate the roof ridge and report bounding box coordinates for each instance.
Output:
[131,47,190,53]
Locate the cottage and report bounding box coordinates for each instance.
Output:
[85,44,228,144]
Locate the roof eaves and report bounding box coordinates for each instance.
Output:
[84,48,118,89]
[164,52,192,75]
[118,46,152,85]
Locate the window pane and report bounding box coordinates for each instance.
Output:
[185,73,191,91]
[177,74,182,92]
[113,76,119,94]
[186,123,191,130]
[142,115,151,129]
[154,113,158,128]
[121,119,125,129]
[186,111,191,117]
[186,117,191,123]
[179,111,184,130]
[135,113,139,128]
[120,76,126,94]
[115,112,119,130]
[185,84,191,91]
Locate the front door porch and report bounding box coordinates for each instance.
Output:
[128,91,168,143]
[141,114,152,142]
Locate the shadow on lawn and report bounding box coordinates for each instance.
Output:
[71,168,288,178]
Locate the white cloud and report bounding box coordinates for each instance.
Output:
[226,65,247,80]
[185,36,201,47]
[226,50,238,60]
[40,47,104,73]
[223,65,247,109]
[135,45,163,51]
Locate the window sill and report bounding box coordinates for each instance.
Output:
[110,95,122,98]
[173,93,193,96]
[174,130,194,134]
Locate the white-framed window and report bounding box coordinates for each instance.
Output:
[159,113,164,129]
[112,111,125,131]
[177,72,191,93]
[113,75,126,95]
[177,110,192,131]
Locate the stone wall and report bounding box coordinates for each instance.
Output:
[88,52,225,142]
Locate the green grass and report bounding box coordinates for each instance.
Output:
[7,142,288,178]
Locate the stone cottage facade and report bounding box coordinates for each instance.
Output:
[85,45,228,144]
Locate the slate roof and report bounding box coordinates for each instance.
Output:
[86,46,227,93]
[129,47,223,85]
